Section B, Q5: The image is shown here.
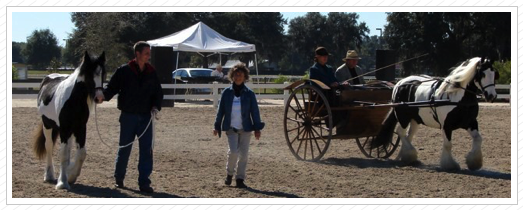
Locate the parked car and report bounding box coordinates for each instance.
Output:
[172,68,214,95]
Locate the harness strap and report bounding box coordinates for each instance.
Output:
[428,80,444,129]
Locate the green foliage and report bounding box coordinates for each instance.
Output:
[12,65,18,80]
[273,74,289,84]
[12,42,26,63]
[271,74,289,94]
[189,55,204,68]
[49,57,62,74]
[493,60,510,84]
[23,29,61,69]
[385,12,511,76]
[286,12,369,74]
[302,72,309,80]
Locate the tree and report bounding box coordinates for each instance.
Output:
[62,38,77,69]
[287,12,328,72]
[23,29,61,69]
[49,57,62,73]
[493,60,510,84]
[12,65,18,80]
[358,35,382,71]
[384,12,511,76]
[69,13,128,72]
[285,12,369,74]
[12,42,26,63]
[69,13,217,70]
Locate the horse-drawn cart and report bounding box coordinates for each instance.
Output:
[283,79,401,161]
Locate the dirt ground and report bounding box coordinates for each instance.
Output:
[11,101,511,198]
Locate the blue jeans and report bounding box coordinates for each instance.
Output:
[114,112,153,187]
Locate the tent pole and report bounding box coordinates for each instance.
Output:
[176,51,179,69]
[254,53,260,96]
[219,53,222,65]
[254,53,259,79]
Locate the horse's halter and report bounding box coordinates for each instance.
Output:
[94,64,106,103]
[95,64,106,90]
[474,61,499,93]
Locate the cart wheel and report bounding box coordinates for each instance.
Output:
[356,133,400,159]
[283,84,332,161]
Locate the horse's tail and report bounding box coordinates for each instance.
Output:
[369,109,398,150]
[33,122,46,160]
[32,122,58,160]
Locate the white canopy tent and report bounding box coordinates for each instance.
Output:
[147,22,258,76]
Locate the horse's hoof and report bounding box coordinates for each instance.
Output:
[68,178,77,185]
[466,152,483,171]
[466,160,482,171]
[44,173,56,183]
[56,182,70,190]
[399,151,418,164]
[440,163,461,171]
[44,177,56,183]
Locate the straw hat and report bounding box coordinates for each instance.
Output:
[342,50,361,61]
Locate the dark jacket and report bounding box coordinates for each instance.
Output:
[103,59,164,114]
[309,62,339,86]
[214,84,265,134]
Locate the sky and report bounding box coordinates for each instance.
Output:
[12,12,387,46]
[12,12,75,47]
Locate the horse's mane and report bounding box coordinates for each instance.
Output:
[435,57,481,96]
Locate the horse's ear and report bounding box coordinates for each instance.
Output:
[98,51,106,64]
[83,51,90,64]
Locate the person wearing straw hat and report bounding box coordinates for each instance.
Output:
[336,50,365,85]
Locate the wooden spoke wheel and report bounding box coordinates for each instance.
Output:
[356,133,400,159]
[283,84,332,161]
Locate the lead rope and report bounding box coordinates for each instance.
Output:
[94,104,155,150]
[94,104,112,148]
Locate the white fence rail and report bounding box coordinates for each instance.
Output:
[12,82,511,107]
[162,82,291,107]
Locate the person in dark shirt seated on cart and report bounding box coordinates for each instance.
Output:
[308,47,349,132]
[309,47,349,88]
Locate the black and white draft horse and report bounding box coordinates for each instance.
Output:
[370,57,499,171]
[33,51,106,189]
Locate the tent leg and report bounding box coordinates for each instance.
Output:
[254,53,259,78]
[254,53,260,97]
[176,51,180,70]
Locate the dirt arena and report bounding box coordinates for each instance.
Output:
[12,100,511,198]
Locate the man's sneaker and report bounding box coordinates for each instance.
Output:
[236,179,248,188]
[225,175,233,186]
[139,185,154,193]
[115,180,124,188]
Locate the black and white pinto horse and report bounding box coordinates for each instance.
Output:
[370,57,498,171]
[33,51,106,189]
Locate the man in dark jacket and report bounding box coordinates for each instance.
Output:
[97,41,163,193]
